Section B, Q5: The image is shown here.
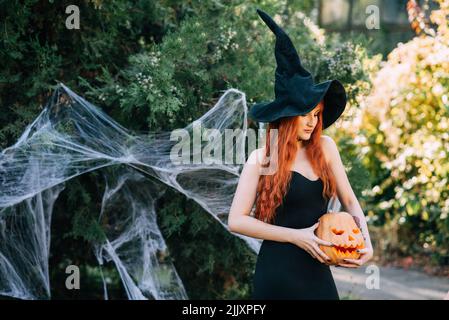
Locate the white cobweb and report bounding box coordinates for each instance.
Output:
[0,83,341,300]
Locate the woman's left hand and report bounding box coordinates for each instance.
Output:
[337,246,373,268]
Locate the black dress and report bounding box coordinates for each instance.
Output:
[252,171,339,300]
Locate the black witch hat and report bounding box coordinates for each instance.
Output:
[249,8,347,129]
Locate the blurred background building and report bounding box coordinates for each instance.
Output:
[317,0,437,56]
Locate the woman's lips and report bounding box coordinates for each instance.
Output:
[304,129,313,133]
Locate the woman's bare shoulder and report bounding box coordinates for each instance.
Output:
[247,147,266,167]
[320,135,339,163]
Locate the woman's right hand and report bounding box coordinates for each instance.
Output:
[289,222,333,264]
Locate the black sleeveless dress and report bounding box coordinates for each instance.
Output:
[252,171,339,300]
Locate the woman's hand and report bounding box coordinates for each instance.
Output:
[337,246,374,268]
[289,222,334,264]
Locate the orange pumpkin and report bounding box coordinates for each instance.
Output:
[315,212,365,265]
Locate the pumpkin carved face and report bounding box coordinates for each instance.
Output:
[315,212,365,265]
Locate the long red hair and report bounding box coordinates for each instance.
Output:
[254,102,337,223]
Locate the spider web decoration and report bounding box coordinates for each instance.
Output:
[0,83,340,299]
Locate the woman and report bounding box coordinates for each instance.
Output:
[227,9,373,300]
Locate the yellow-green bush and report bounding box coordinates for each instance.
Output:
[355,1,449,264]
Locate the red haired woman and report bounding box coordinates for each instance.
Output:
[228,9,373,299]
[228,101,373,299]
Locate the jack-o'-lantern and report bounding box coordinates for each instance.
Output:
[315,212,365,265]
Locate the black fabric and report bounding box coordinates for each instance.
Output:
[251,171,339,300]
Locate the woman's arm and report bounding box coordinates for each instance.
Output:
[228,148,295,243]
[228,147,334,264]
[321,135,374,265]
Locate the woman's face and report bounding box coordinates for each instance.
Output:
[297,102,322,140]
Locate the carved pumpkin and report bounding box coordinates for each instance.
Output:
[315,212,365,265]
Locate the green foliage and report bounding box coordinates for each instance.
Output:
[49,172,122,299]
[64,176,106,243]
[158,188,256,299]
[354,2,449,265]
[1,0,179,147]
